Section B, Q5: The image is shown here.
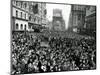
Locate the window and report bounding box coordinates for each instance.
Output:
[21,12,22,18]
[16,1,18,6]
[44,9,47,15]
[29,16,31,21]
[16,23,19,29]
[24,24,26,30]
[21,2,23,8]
[78,14,81,20]
[34,18,36,22]
[16,10,18,17]
[28,25,31,29]
[21,24,23,30]
[25,13,26,19]
[24,3,27,9]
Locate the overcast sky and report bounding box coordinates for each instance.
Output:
[46,3,71,29]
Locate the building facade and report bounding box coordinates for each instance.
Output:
[12,0,29,31]
[28,2,46,31]
[52,9,65,31]
[68,5,86,32]
[12,0,47,31]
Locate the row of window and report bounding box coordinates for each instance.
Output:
[15,10,45,24]
[13,1,28,10]
[16,23,26,30]
[16,10,26,19]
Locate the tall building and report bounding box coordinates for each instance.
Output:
[12,0,29,31]
[68,5,86,32]
[52,9,65,31]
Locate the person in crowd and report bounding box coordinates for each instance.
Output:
[11,31,96,75]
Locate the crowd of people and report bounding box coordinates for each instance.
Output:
[11,31,96,75]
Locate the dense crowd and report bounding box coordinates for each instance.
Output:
[11,31,96,75]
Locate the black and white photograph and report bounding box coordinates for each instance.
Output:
[11,0,96,75]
